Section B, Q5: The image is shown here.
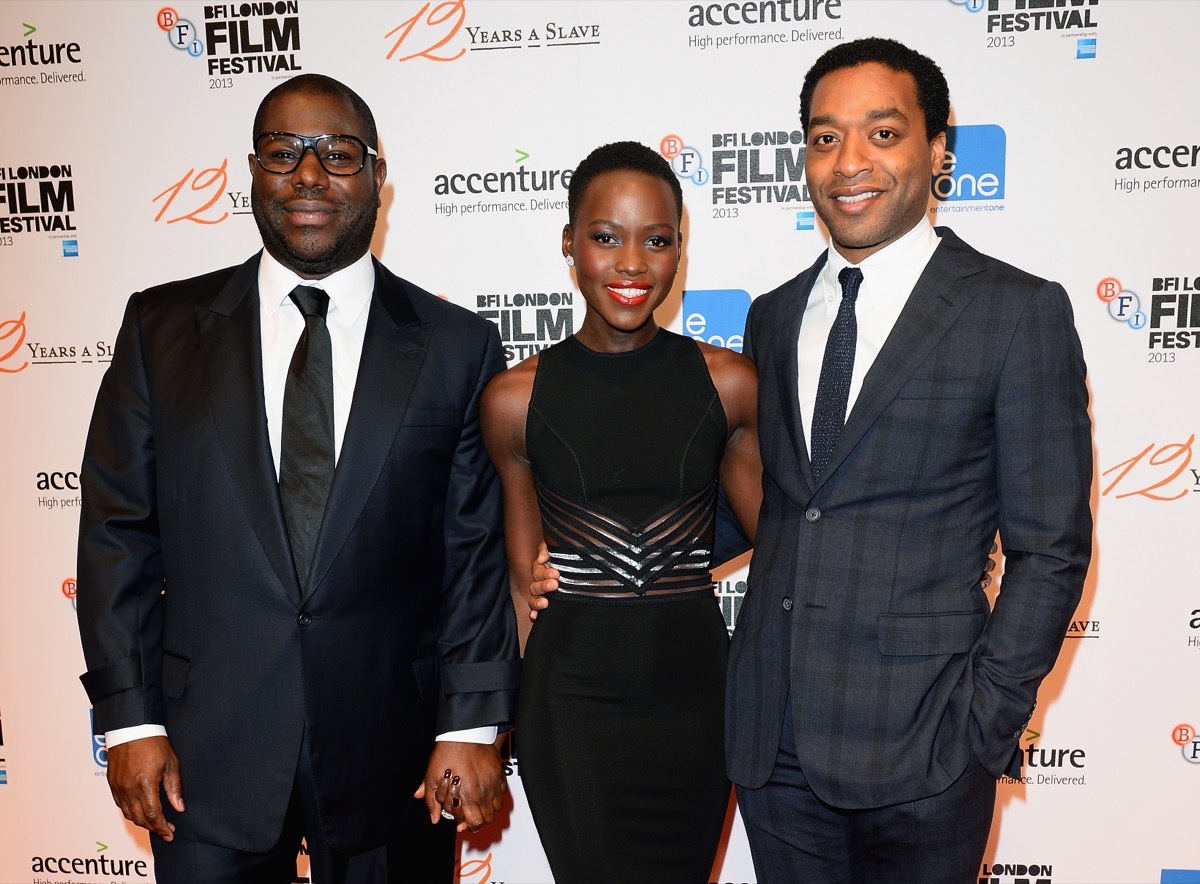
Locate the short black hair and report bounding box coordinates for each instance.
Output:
[567,141,683,228]
[253,73,379,150]
[799,38,950,142]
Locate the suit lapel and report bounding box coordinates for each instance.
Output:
[195,253,300,600]
[771,256,826,501]
[815,228,986,485]
[305,261,431,601]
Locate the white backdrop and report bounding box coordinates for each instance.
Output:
[2,2,1198,882]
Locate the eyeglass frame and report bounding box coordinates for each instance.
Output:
[252,131,379,176]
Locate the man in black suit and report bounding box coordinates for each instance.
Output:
[727,39,1093,881]
[76,74,518,883]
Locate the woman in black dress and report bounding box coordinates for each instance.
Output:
[481,142,761,883]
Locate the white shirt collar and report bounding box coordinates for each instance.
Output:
[258,248,375,324]
[825,218,940,280]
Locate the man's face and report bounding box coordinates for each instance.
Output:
[804,62,945,264]
[249,89,387,279]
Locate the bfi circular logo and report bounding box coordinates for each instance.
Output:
[1172,723,1200,764]
[1096,277,1148,330]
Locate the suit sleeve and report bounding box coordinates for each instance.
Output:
[436,324,521,733]
[970,281,1093,777]
[76,293,167,735]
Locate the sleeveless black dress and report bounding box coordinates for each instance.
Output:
[517,330,732,884]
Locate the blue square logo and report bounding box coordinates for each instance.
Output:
[795,211,815,231]
[933,125,1006,202]
[682,289,751,353]
[62,239,79,257]
[1077,38,1097,59]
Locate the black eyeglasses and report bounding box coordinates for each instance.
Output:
[253,132,379,176]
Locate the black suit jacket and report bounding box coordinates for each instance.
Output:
[726,227,1092,809]
[77,253,519,852]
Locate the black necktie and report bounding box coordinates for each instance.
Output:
[809,266,863,481]
[279,285,334,591]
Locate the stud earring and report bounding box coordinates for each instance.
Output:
[565,255,574,267]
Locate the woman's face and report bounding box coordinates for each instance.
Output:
[564,169,681,352]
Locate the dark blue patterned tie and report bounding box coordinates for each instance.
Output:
[809,266,863,481]
[279,285,334,591]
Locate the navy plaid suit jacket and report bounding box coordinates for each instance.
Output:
[726,227,1092,810]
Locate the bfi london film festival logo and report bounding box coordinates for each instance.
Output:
[156,3,302,77]
[980,861,1055,884]
[475,288,575,366]
[1172,723,1200,766]
[950,0,1099,55]
[665,128,814,228]
[384,0,600,65]
[930,125,1005,215]
[0,162,78,254]
[1096,274,1200,359]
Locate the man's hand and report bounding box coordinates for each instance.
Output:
[415,738,507,833]
[529,542,559,622]
[106,736,184,841]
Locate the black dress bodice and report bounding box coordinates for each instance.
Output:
[526,330,727,595]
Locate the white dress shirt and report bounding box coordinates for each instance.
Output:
[797,220,941,450]
[106,250,494,749]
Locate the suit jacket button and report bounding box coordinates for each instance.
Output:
[805,507,821,522]
[298,612,312,626]
[782,597,794,611]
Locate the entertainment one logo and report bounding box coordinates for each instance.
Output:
[157,3,302,77]
[933,125,1006,206]
[1171,722,1200,766]
[0,163,76,236]
[980,862,1054,884]
[1096,275,1200,354]
[476,290,575,365]
[384,0,601,65]
[90,709,107,771]
[0,21,86,86]
[683,289,750,353]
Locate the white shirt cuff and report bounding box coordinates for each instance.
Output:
[105,723,168,748]
[435,726,498,744]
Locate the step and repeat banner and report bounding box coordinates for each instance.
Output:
[2,1,1197,882]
